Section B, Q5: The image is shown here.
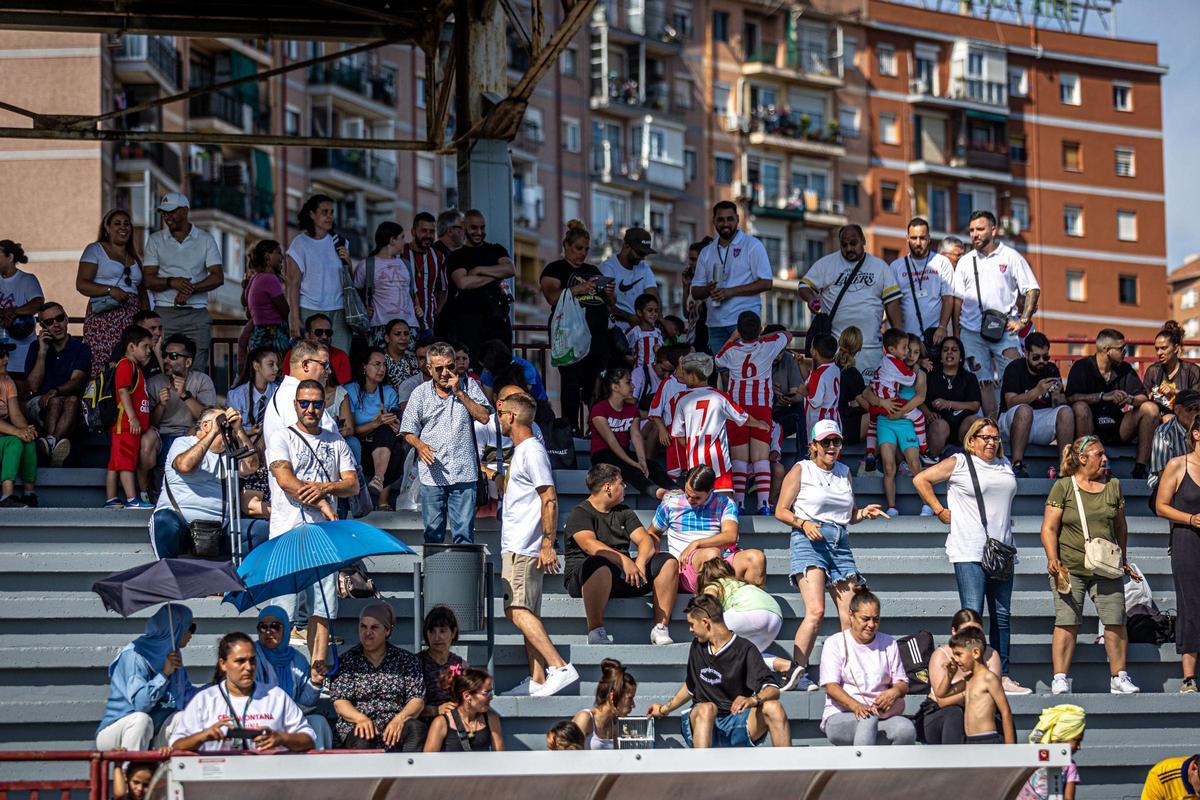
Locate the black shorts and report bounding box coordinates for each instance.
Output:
[565,552,676,598]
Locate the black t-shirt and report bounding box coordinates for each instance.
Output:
[685,634,778,717]
[443,242,511,320]
[562,499,643,579]
[999,358,1061,413]
[838,365,866,426]
[1066,355,1146,423]
[925,367,982,422]
[540,259,610,338]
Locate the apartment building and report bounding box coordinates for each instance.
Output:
[1168,256,1200,357]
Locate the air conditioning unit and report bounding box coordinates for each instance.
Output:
[1000,215,1021,236]
[909,78,930,95]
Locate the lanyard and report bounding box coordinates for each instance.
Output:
[715,235,735,282]
[905,254,931,285]
[218,683,254,749]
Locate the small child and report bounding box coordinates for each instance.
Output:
[864,328,928,470]
[105,325,155,509]
[661,314,686,345]
[418,605,466,723]
[1020,704,1086,800]
[949,629,1015,745]
[112,759,157,800]
[626,293,664,406]
[546,720,585,751]
[647,343,693,482]
[804,332,841,436]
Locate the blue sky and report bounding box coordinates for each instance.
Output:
[1117,0,1199,269]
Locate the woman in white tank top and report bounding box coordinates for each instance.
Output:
[774,419,889,692]
[571,658,636,750]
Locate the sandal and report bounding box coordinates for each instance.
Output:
[376,502,394,512]
[367,476,385,496]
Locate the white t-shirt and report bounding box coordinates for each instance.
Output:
[945,453,1017,563]
[791,459,854,527]
[500,437,555,556]
[155,435,225,522]
[669,388,747,477]
[0,268,43,367]
[818,631,908,728]
[265,425,355,538]
[474,415,544,457]
[286,233,343,312]
[354,255,416,328]
[80,242,143,291]
[951,242,1039,333]
[598,254,656,316]
[800,252,902,351]
[889,252,955,336]
[143,225,222,309]
[691,231,773,327]
[170,682,315,752]
[263,375,339,446]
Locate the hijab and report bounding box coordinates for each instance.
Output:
[360,601,395,633]
[254,605,297,698]
[112,603,193,701]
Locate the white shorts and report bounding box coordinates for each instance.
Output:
[1000,404,1065,446]
[960,327,1021,384]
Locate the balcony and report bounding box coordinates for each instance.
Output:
[113,35,181,90]
[308,60,397,118]
[803,196,849,228]
[592,0,681,52]
[590,76,671,116]
[590,141,685,191]
[742,42,843,88]
[190,180,274,232]
[188,91,269,135]
[951,139,1011,173]
[310,148,397,198]
[911,77,1009,114]
[115,141,182,186]
[746,109,845,158]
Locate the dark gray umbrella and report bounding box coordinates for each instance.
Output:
[93,558,245,621]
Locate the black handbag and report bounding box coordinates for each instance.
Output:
[805,254,866,355]
[544,418,576,470]
[965,453,1017,581]
[164,480,229,561]
[971,254,1009,344]
[337,560,380,599]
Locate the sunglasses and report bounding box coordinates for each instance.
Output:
[257,622,283,632]
[817,437,844,447]
[297,399,325,410]
[164,351,189,361]
[310,329,333,339]
[39,313,67,328]
[431,365,456,373]
[303,359,330,370]
[1027,353,1050,363]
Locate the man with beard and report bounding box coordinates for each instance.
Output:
[598,228,659,326]
[691,202,773,352]
[147,333,216,464]
[435,209,515,368]
[890,217,955,350]
[405,211,448,335]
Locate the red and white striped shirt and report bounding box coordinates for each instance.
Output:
[402,244,447,331]
[670,388,749,477]
[715,330,790,408]
[805,361,841,434]
[626,324,663,371]
[649,374,688,478]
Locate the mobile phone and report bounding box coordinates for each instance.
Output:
[225,727,263,740]
[593,276,614,290]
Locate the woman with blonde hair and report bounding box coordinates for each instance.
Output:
[77,209,147,379]
[913,416,1027,694]
[835,326,869,444]
[1041,435,1142,695]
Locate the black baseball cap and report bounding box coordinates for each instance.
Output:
[623,227,656,258]
[1174,389,1200,409]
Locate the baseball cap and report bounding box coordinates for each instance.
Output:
[1175,389,1200,409]
[157,191,190,212]
[623,227,657,258]
[811,419,843,442]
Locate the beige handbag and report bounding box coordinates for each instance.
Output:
[1071,477,1124,579]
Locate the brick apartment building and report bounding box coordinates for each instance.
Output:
[0,0,1169,346]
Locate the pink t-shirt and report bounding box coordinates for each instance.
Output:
[1017,762,1079,800]
[819,630,909,728]
[247,272,285,326]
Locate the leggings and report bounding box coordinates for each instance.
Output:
[920,702,966,744]
[824,711,917,746]
[723,608,783,670]
[0,435,36,484]
[591,448,674,498]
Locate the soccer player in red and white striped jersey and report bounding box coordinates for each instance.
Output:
[805,333,841,435]
[647,344,691,477]
[626,293,664,406]
[669,352,768,494]
[714,312,789,511]
[404,212,448,333]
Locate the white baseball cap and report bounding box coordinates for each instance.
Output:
[811,419,844,442]
[157,191,190,212]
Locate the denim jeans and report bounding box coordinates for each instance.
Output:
[419,481,477,544]
[953,561,1014,674]
[706,325,737,356]
[149,509,270,559]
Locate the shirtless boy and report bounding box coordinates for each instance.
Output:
[950,629,1016,744]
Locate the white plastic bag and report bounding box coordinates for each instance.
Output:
[394,448,421,512]
[550,287,591,367]
[1095,562,1153,641]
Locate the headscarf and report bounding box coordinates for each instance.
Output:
[112,603,194,701]
[360,601,395,633]
[1028,704,1086,744]
[254,605,296,698]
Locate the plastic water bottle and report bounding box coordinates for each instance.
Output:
[1047,466,1057,479]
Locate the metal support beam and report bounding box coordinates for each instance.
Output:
[0,126,432,150]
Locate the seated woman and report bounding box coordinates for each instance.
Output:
[423,666,504,752]
[170,632,315,752]
[418,605,466,725]
[571,658,636,750]
[919,608,1002,744]
[589,368,672,500]
[253,605,333,749]
[226,346,281,517]
[345,347,402,510]
[329,603,426,752]
[0,338,37,507]
[819,587,915,746]
[697,558,792,675]
[924,336,982,456]
[96,604,197,751]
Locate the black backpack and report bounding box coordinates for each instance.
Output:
[1127,610,1176,646]
[84,362,137,431]
[895,630,936,695]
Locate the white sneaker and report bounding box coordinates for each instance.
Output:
[1050,674,1070,695]
[1110,672,1140,694]
[919,504,935,517]
[780,665,815,692]
[650,624,673,645]
[587,627,613,645]
[501,676,543,697]
[533,664,579,697]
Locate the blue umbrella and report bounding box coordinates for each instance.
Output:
[223,520,414,612]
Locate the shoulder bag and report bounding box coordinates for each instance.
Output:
[339,250,371,335]
[1071,477,1124,579]
[805,254,866,356]
[964,454,1018,581]
[164,474,229,561]
[971,254,1009,344]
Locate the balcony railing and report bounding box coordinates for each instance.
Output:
[786,48,843,79]
[311,148,397,189]
[749,108,842,145]
[191,180,274,228]
[593,76,670,112]
[951,77,1007,107]
[189,91,240,128]
[114,35,182,88]
[590,141,629,178]
[308,61,396,107]
[115,141,182,184]
[746,42,779,64]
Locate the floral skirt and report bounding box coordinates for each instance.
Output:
[248,324,293,355]
[84,298,139,379]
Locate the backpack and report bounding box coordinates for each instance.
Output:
[84,361,137,431]
[894,629,935,695]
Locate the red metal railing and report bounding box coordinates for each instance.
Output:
[0,750,167,800]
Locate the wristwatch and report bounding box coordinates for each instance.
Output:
[180,390,193,401]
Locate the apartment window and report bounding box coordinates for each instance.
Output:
[285,107,301,136]
[416,77,426,109]
[712,82,730,117]
[522,107,544,142]
[416,154,436,189]
[843,37,858,71]
[1060,72,1080,105]
[714,154,734,185]
[839,107,861,138]
[880,181,898,214]
[1066,270,1086,302]
[674,77,693,109]
[880,112,899,145]
[1188,319,1200,340]
[561,47,578,76]
[1063,204,1083,237]
[1115,147,1136,177]
[1062,140,1082,172]
[1119,274,1138,305]
[877,44,898,77]
[684,148,697,183]
[1183,288,1198,310]
[562,191,581,225]
[648,129,668,161]
[672,7,693,39]
[1117,210,1138,242]
[1009,134,1027,163]
[712,11,729,43]
[913,46,937,94]
[1113,80,1133,112]
[561,118,580,153]
[842,180,860,208]
[1010,198,1030,233]
[928,186,951,231]
[1007,66,1028,98]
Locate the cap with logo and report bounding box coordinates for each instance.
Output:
[157,192,191,212]
[811,419,843,442]
[623,227,657,258]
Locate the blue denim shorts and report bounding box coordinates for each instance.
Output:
[789,522,861,587]
[681,707,762,748]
